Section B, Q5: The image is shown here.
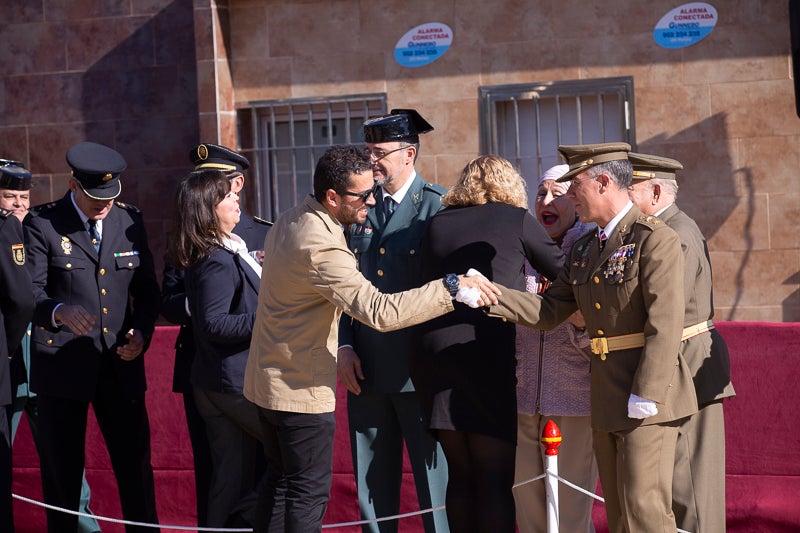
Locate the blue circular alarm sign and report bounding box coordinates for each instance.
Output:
[654,3,718,49]
[394,22,453,68]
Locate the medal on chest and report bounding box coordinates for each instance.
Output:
[603,244,635,283]
[572,242,591,268]
[61,236,73,255]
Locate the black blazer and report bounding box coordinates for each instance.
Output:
[185,246,260,394]
[411,202,565,442]
[24,194,160,401]
[161,212,270,394]
[0,211,34,407]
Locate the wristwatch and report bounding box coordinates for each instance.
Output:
[443,273,460,298]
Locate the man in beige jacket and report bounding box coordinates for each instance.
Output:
[244,145,499,532]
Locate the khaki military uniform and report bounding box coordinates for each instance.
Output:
[487,205,698,532]
[660,203,735,533]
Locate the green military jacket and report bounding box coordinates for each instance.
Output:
[339,174,445,393]
[659,203,735,405]
[487,205,698,431]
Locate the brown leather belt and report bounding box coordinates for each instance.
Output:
[590,320,715,357]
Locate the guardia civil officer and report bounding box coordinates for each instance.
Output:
[161,143,271,527]
[337,109,449,532]
[0,162,35,533]
[24,142,161,533]
[627,152,735,533]
[485,142,698,532]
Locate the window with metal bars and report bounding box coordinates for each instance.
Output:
[237,94,387,221]
[479,77,635,208]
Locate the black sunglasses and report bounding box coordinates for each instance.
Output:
[339,183,379,203]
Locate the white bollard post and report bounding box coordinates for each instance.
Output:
[541,419,562,533]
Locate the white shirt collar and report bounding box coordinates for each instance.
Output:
[599,201,634,238]
[70,191,103,234]
[653,203,673,217]
[382,170,416,205]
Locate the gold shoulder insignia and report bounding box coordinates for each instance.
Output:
[0,208,10,219]
[635,215,662,229]
[115,201,141,213]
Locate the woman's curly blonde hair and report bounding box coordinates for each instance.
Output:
[441,155,528,209]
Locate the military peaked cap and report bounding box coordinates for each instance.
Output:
[628,152,683,181]
[557,142,631,182]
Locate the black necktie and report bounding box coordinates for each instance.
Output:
[88,219,101,253]
[384,196,396,219]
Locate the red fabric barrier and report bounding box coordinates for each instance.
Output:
[11,322,800,532]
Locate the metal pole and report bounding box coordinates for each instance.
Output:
[541,419,563,533]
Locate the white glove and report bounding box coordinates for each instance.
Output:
[456,268,486,308]
[455,286,482,308]
[627,393,658,419]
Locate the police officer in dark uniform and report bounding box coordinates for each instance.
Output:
[24,141,161,533]
[0,161,35,533]
[0,159,102,533]
[161,143,271,527]
[337,109,449,532]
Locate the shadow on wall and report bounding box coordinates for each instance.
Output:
[783,273,799,321]
[727,167,755,320]
[79,0,201,277]
[638,112,753,321]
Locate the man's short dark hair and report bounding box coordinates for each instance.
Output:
[313,145,372,201]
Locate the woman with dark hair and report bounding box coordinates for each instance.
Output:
[411,155,565,532]
[168,169,265,528]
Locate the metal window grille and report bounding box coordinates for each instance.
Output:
[479,77,635,204]
[238,94,387,221]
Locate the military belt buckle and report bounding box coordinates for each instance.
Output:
[590,337,608,356]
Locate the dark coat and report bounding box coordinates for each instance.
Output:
[24,194,160,401]
[411,202,565,443]
[0,210,34,407]
[185,246,260,394]
[162,212,271,393]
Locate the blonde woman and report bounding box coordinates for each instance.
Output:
[411,155,564,532]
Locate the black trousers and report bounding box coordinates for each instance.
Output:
[182,390,212,527]
[194,387,266,527]
[255,408,336,533]
[36,387,158,533]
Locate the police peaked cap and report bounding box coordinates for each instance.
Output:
[0,159,32,191]
[363,109,434,144]
[191,143,250,173]
[66,141,125,200]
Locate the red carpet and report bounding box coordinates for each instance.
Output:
[11,322,800,532]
